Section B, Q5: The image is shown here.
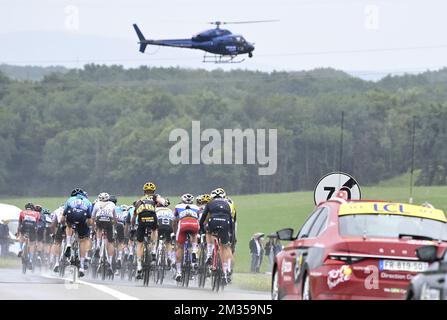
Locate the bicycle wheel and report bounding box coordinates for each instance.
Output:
[143,247,150,286]
[212,251,222,292]
[198,244,207,288]
[159,246,166,285]
[182,239,191,288]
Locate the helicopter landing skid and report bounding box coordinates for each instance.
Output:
[202,54,245,64]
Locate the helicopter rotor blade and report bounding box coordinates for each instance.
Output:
[209,19,279,25]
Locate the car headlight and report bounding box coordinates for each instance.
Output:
[420,283,441,300]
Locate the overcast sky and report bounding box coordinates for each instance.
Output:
[1,0,447,76]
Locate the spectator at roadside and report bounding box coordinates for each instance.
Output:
[256,235,265,272]
[249,233,264,273]
[265,235,276,271]
[0,220,10,257]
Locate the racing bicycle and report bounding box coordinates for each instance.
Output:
[154,234,167,285]
[96,228,114,281]
[210,231,225,292]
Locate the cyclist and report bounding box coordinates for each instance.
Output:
[61,188,93,277]
[173,194,200,282]
[17,203,40,269]
[50,205,65,272]
[35,204,45,264]
[35,206,52,265]
[92,192,116,275]
[115,202,129,270]
[199,188,234,284]
[127,204,136,262]
[155,198,176,269]
[132,182,164,279]
[223,190,237,272]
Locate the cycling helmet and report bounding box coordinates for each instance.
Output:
[121,205,129,211]
[98,192,110,202]
[196,194,203,205]
[34,204,42,212]
[25,203,34,210]
[181,193,194,204]
[109,195,117,204]
[71,188,84,197]
[143,182,156,192]
[42,208,51,215]
[211,188,226,199]
[201,193,211,204]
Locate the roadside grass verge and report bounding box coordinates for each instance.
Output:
[233,273,271,292]
[0,257,20,269]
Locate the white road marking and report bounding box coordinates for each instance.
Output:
[42,274,139,300]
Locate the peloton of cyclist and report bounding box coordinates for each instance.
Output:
[155,197,176,269]
[17,203,41,269]
[92,192,116,275]
[132,182,164,279]
[173,193,200,282]
[199,188,234,284]
[62,188,93,277]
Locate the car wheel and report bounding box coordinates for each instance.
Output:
[302,273,312,300]
[272,267,280,300]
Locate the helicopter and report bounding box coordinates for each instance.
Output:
[132,20,278,63]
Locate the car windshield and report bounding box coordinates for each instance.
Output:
[339,214,447,241]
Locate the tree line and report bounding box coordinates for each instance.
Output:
[1,64,447,197]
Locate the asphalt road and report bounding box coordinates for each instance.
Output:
[0,267,270,300]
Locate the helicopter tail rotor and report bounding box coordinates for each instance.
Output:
[133,24,148,53]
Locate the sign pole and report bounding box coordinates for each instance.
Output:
[409,116,416,204]
[338,111,344,188]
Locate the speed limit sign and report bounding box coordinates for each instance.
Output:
[313,172,361,205]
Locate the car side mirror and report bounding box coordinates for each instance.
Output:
[276,228,295,241]
[416,245,439,263]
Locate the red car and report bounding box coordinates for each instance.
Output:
[272,195,447,300]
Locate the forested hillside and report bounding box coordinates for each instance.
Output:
[1,64,447,197]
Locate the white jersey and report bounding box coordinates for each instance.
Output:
[174,203,200,220]
[52,206,64,224]
[92,201,116,222]
[156,207,175,227]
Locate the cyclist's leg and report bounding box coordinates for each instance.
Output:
[175,220,185,280]
[219,222,233,282]
[77,221,90,274]
[116,224,124,266]
[105,223,114,270]
[149,215,158,259]
[205,227,214,263]
[190,221,200,264]
[27,227,37,265]
[18,229,24,257]
[136,223,145,274]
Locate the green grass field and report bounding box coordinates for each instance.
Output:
[2,185,447,275]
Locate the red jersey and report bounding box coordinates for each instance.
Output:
[19,210,40,224]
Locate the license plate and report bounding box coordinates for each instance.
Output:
[379,260,429,272]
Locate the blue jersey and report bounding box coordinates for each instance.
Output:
[63,195,93,220]
[115,206,130,224]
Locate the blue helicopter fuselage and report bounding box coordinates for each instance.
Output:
[134,24,254,57]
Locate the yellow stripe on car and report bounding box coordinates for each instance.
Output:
[338,202,447,223]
